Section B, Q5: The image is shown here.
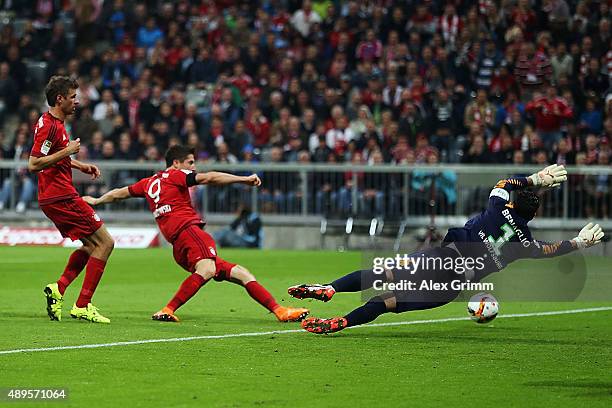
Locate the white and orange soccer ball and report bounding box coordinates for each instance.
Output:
[467,293,499,324]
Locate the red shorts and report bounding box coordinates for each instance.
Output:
[40,197,104,241]
[172,225,236,280]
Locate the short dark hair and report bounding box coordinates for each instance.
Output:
[515,190,540,221]
[45,76,79,106]
[165,145,195,167]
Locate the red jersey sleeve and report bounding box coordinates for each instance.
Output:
[128,177,149,197]
[168,169,192,187]
[30,115,59,158]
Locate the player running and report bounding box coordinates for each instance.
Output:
[29,76,114,324]
[289,164,605,334]
[82,145,309,323]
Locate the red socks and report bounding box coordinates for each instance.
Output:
[75,257,107,308]
[167,273,208,312]
[57,249,90,295]
[245,281,279,312]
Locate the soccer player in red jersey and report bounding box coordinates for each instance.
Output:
[83,145,309,323]
[29,76,114,323]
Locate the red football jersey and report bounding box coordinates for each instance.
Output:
[30,112,79,205]
[128,169,204,243]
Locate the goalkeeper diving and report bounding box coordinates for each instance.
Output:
[289,164,605,334]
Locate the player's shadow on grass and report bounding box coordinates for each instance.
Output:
[524,380,612,398]
[157,314,287,326]
[340,330,612,347]
[7,312,55,320]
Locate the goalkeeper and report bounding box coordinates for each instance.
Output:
[289,165,606,334]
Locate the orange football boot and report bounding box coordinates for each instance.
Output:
[273,306,310,322]
[152,307,180,322]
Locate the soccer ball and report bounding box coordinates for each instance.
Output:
[467,293,499,324]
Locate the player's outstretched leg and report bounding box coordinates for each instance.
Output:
[289,269,386,302]
[152,259,213,322]
[287,284,336,302]
[302,295,454,334]
[229,265,309,322]
[44,247,91,321]
[302,296,391,334]
[70,227,114,323]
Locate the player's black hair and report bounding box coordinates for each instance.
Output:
[165,145,195,167]
[515,190,540,221]
[45,76,79,106]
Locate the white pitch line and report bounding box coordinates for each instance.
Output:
[1,306,611,356]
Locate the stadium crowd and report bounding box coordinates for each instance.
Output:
[0,0,610,217]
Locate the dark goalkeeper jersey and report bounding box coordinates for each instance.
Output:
[443,177,575,280]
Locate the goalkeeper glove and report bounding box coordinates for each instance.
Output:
[528,164,567,188]
[572,222,605,249]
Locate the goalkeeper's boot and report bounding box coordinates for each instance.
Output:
[301,317,348,334]
[70,303,110,324]
[288,284,336,302]
[273,306,310,322]
[43,283,63,321]
[152,307,180,322]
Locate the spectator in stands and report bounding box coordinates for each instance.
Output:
[0,63,18,122]
[553,137,576,165]
[526,85,573,150]
[0,131,33,213]
[430,88,455,161]
[326,115,355,158]
[213,205,263,248]
[514,42,552,98]
[464,88,497,136]
[260,146,298,213]
[0,131,7,158]
[475,40,502,89]
[412,150,457,215]
[93,89,120,122]
[551,42,573,82]
[462,134,490,164]
[581,58,608,97]
[360,150,387,217]
[137,17,163,50]
[291,0,321,38]
[584,153,611,219]
[579,97,603,135]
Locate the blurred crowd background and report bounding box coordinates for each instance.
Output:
[0,0,610,217]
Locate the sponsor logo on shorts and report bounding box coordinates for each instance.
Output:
[93,213,101,222]
[209,247,216,256]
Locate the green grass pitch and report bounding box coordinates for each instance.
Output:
[1,247,611,407]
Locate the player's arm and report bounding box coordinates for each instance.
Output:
[528,223,604,258]
[527,240,576,258]
[189,172,261,187]
[28,139,81,172]
[82,187,132,206]
[489,164,568,205]
[71,158,101,180]
[488,176,531,205]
